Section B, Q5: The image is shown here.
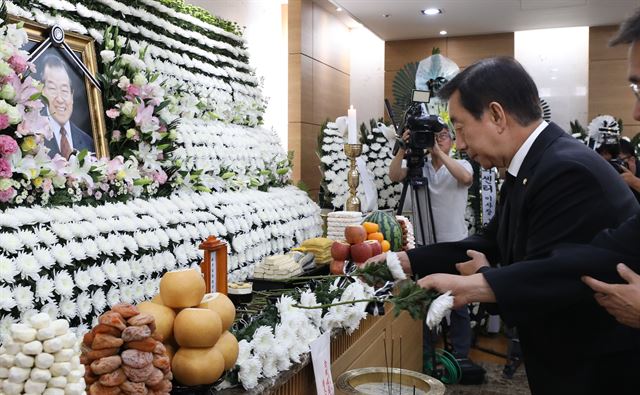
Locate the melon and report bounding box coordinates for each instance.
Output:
[159,268,206,308]
[198,293,236,331]
[363,211,403,252]
[213,331,239,370]
[173,308,222,347]
[137,301,176,342]
[172,346,225,386]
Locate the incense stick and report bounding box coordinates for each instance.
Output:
[383,337,391,395]
[391,337,394,395]
[400,336,403,395]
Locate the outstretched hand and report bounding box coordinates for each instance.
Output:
[418,273,496,309]
[455,249,490,276]
[582,263,640,329]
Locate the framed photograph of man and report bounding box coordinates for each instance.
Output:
[12,17,108,159]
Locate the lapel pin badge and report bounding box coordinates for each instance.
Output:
[522,178,527,185]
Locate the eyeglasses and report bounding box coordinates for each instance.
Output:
[435,132,451,141]
[630,83,640,100]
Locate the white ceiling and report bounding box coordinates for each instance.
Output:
[331,0,640,41]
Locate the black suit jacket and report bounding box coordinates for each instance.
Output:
[45,121,94,158]
[407,122,640,393]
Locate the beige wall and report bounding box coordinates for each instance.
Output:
[589,26,638,136]
[384,33,514,119]
[289,0,350,201]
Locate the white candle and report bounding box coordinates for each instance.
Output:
[347,105,357,144]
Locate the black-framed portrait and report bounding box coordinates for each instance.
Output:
[12,16,108,159]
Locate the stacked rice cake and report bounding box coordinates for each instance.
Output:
[326,211,364,240]
[293,237,333,264]
[252,255,302,280]
[396,215,416,250]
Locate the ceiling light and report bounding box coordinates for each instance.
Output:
[439,30,447,35]
[421,8,443,15]
[336,7,342,12]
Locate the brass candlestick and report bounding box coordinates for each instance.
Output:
[343,143,362,212]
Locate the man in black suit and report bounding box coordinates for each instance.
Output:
[367,57,640,393]
[40,55,94,159]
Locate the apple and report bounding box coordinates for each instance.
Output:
[330,260,346,275]
[345,225,367,245]
[364,240,382,256]
[350,242,374,263]
[331,240,351,261]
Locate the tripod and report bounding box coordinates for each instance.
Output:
[396,153,438,246]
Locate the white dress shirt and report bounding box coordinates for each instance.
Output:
[48,116,74,151]
[507,120,548,177]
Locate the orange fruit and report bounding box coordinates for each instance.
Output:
[367,232,384,242]
[362,222,379,234]
[381,240,391,252]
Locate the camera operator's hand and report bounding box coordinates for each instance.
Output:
[455,249,490,275]
[401,130,410,147]
[620,165,640,192]
[389,131,411,182]
[428,139,444,159]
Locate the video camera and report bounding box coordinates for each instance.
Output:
[595,126,626,173]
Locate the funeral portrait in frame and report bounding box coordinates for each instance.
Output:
[16,17,108,159]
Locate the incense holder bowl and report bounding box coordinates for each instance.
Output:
[335,367,445,395]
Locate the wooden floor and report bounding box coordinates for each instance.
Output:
[468,334,509,365]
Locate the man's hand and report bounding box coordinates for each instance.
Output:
[620,166,640,192]
[582,263,640,329]
[363,251,413,276]
[418,273,496,309]
[455,249,490,275]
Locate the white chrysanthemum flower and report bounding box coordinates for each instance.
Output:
[238,356,263,390]
[0,255,18,283]
[107,287,121,307]
[426,291,454,330]
[132,283,145,303]
[32,247,55,269]
[88,266,106,287]
[14,285,35,311]
[51,222,75,241]
[40,302,59,320]
[15,252,40,281]
[273,343,292,372]
[16,230,39,249]
[140,255,155,276]
[0,232,23,253]
[51,245,73,267]
[144,278,158,298]
[108,234,126,256]
[0,285,17,310]
[67,241,87,261]
[102,261,119,283]
[276,295,296,317]
[120,284,134,304]
[385,252,407,281]
[54,271,75,297]
[236,339,252,366]
[35,277,55,303]
[77,292,92,317]
[74,323,89,338]
[82,239,100,259]
[92,289,107,315]
[152,253,165,273]
[59,298,77,319]
[250,326,275,357]
[120,234,139,253]
[36,227,58,246]
[94,236,113,255]
[74,269,92,291]
[260,352,279,378]
[116,260,132,281]
[0,314,16,339]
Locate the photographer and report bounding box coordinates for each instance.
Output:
[618,138,640,198]
[389,126,474,362]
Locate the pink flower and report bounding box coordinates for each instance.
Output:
[42,179,53,193]
[0,157,11,177]
[16,110,52,140]
[153,169,168,185]
[0,135,18,155]
[106,108,120,119]
[0,186,16,202]
[0,114,9,130]
[8,54,28,74]
[111,129,121,142]
[107,156,124,179]
[126,84,141,98]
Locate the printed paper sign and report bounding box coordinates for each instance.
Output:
[310,331,334,395]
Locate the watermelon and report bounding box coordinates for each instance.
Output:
[363,211,403,252]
